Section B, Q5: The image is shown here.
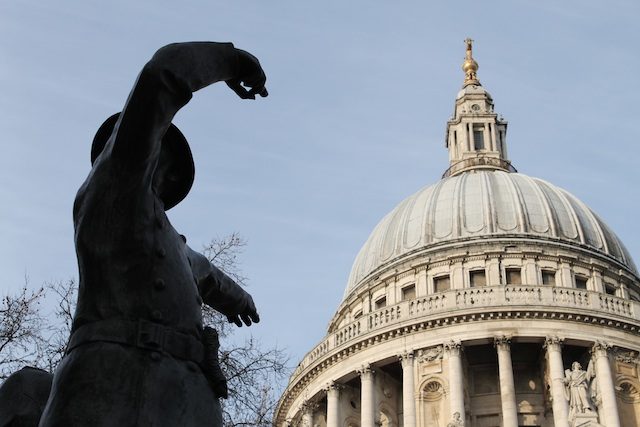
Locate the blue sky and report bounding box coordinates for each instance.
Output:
[1,0,639,368]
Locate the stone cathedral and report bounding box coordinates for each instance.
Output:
[275,40,640,427]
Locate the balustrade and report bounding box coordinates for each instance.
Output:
[293,285,639,380]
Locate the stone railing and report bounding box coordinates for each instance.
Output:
[290,285,638,380]
[442,156,517,178]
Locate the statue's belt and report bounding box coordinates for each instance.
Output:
[67,318,204,364]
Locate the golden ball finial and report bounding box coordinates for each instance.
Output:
[462,38,480,86]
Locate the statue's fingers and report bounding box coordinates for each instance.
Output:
[226,80,255,100]
[248,85,268,98]
[240,313,252,326]
[250,310,260,323]
[227,315,242,327]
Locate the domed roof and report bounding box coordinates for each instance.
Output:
[345,170,638,298]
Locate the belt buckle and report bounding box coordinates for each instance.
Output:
[137,319,165,351]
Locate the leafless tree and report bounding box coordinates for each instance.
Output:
[0,284,46,379]
[1,234,289,426]
[203,233,288,426]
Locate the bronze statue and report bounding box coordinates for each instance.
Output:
[39,42,267,426]
[0,367,53,426]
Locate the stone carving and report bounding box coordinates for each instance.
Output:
[39,42,267,426]
[447,411,465,427]
[564,361,597,418]
[614,349,640,364]
[357,364,375,376]
[617,381,640,403]
[444,340,462,355]
[494,335,511,348]
[325,381,344,393]
[418,345,443,362]
[398,350,415,367]
[543,335,564,349]
[421,379,445,402]
[591,341,612,355]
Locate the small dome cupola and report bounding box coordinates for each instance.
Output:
[443,38,514,177]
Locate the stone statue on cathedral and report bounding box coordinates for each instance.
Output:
[564,360,597,418]
[447,411,465,427]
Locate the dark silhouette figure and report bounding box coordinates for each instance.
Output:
[0,367,53,427]
[39,42,267,426]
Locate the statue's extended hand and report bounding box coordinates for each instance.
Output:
[226,295,260,327]
[226,49,268,100]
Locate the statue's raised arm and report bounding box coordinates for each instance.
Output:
[93,42,266,174]
[42,42,267,427]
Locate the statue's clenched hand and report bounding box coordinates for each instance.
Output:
[226,49,268,100]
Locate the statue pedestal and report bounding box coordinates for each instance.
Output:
[570,411,603,427]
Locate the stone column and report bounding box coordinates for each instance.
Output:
[301,401,317,427]
[490,121,498,152]
[495,336,519,427]
[326,382,341,427]
[445,340,465,422]
[358,364,376,427]
[592,342,621,427]
[544,336,569,427]
[399,352,416,427]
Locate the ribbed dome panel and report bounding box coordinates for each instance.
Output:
[345,171,638,298]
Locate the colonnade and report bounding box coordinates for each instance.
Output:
[292,337,621,427]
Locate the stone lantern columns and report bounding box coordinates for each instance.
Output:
[495,336,519,427]
[544,336,569,427]
[399,352,417,427]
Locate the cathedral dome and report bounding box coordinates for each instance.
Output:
[345,170,638,298]
[276,40,640,427]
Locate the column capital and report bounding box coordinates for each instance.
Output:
[444,340,463,356]
[301,400,319,414]
[357,363,375,377]
[325,381,344,393]
[591,341,612,359]
[398,351,415,368]
[543,335,564,350]
[494,335,512,350]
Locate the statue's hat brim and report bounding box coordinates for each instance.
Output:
[91,113,195,210]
